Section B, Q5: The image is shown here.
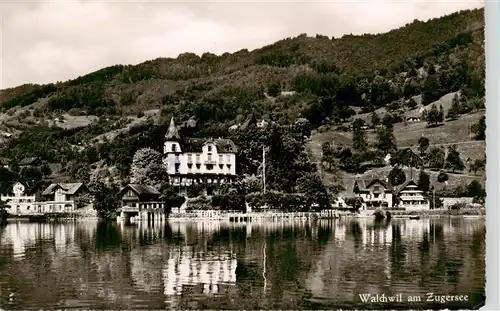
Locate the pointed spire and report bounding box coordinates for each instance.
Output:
[166,116,180,140]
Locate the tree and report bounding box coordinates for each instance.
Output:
[445,145,464,172]
[417,169,430,192]
[446,94,460,120]
[467,180,485,201]
[130,148,168,189]
[90,182,120,219]
[352,119,367,152]
[426,147,445,170]
[417,136,430,155]
[19,166,43,186]
[407,97,418,109]
[321,142,336,171]
[389,166,406,186]
[437,170,449,183]
[377,125,397,154]
[472,116,485,140]
[0,199,9,223]
[296,172,329,208]
[469,158,485,175]
[370,112,380,127]
[426,104,444,126]
[40,164,52,177]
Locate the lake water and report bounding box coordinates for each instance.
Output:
[0,217,485,309]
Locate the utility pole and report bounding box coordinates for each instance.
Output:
[433,188,436,210]
[263,146,266,194]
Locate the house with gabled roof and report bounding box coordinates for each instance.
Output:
[18,157,41,167]
[353,178,394,210]
[40,182,89,212]
[163,117,238,195]
[393,179,430,211]
[119,184,166,223]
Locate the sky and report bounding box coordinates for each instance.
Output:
[0,0,484,90]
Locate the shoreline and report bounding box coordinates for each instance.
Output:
[2,208,485,223]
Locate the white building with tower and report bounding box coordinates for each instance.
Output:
[163,117,238,195]
[1,181,37,215]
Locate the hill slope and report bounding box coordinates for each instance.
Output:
[0,8,485,195]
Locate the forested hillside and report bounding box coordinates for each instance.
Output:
[0,8,485,203]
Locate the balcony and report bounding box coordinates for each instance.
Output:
[174,157,181,164]
[204,160,217,165]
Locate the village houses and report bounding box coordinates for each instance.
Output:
[1,182,89,215]
[352,177,430,211]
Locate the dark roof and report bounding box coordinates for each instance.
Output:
[42,183,86,196]
[394,179,419,196]
[354,178,393,192]
[182,138,237,153]
[121,184,161,196]
[240,114,258,130]
[18,157,39,166]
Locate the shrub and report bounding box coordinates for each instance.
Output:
[212,194,246,211]
[245,191,311,212]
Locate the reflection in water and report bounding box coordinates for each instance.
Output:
[0,218,485,309]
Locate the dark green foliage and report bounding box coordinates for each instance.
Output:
[2,84,58,110]
[89,182,120,219]
[445,145,465,172]
[446,94,461,120]
[370,112,380,127]
[437,170,449,183]
[417,169,431,192]
[422,75,447,105]
[427,147,446,170]
[344,197,363,210]
[245,191,311,212]
[295,172,330,208]
[212,194,246,211]
[377,124,397,154]
[0,167,19,194]
[418,136,430,155]
[426,104,444,126]
[472,116,486,140]
[467,180,485,201]
[352,119,367,152]
[469,158,485,175]
[0,199,9,223]
[406,97,418,109]
[389,166,406,186]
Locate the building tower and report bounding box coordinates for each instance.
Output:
[163,117,182,177]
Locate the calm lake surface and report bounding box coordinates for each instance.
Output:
[0,217,485,310]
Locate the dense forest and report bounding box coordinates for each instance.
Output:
[0,8,486,210]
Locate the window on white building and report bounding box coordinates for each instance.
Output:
[172,144,177,152]
[208,145,212,152]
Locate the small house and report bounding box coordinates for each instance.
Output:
[120,184,164,210]
[353,178,393,210]
[119,184,166,222]
[40,182,88,212]
[393,180,429,211]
